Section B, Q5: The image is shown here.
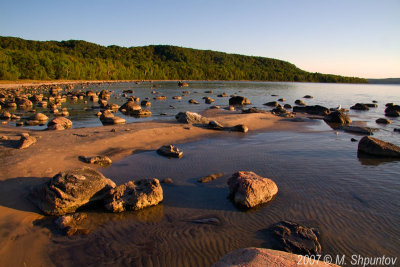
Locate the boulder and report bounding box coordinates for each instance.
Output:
[264,101,279,107]
[104,179,163,212]
[293,105,329,116]
[131,109,152,117]
[363,103,377,107]
[303,95,313,99]
[213,247,338,267]
[141,100,151,107]
[29,167,116,215]
[283,104,293,109]
[350,103,369,110]
[178,81,189,87]
[29,113,49,122]
[266,221,321,255]
[227,171,278,208]
[175,111,210,124]
[231,124,249,133]
[37,101,48,108]
[47,117,72,130]
[18,135,37,149]
[99,89,111,100]
[172,96,182,100]
[17,98,33,109]
[204,97,215,104]
[229,96,251,106]
[376,118,392,124]
[188,99,200,104]
[278,98,286,102]
[218,93,229,97]
[154,96,167,100]
[323,111,351,124]
[271,106,293,117]
[79,155,112,166]
[157,145,183,158]
[119,100,141,113]
[208,120,224,130]
[358,136,400,157]
[294,99,306,106]
[0,111,12,119]
[384,105,400,117]
[100,110,126,125]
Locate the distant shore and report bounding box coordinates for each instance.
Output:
[0,78,378,89]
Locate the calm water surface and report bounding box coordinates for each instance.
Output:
[36,82,400,266]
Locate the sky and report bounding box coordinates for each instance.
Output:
[0,0,399,78]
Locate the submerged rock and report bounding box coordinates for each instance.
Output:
[55,213,90,236]
[358,136,400,158]
[29,167,116,215]
[229,96,251,106]
[213,247,338,267]
[104,179,163,212]
[266,221,322,256]
[227,171,278,208]
[198,173,223,183]
[157,145,183,158]
[339,126,377,135]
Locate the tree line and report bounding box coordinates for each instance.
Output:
[0,36,367,83]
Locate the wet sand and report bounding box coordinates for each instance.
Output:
[0,109,301,267]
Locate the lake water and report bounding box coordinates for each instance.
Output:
[16,82,400,266]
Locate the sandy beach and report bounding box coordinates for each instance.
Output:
[0,105,301,266]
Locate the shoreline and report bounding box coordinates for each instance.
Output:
[0,79,371,89]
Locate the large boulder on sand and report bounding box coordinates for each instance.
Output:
[229,96,251,106]
[323,111,351,124]
[212,247,338,267]
[175,111,210,124]
[265,221,321,255]
[47,117,72,130]
[104,179,163,212]
[18,134,37,149]
[227,171,278,208]
[358,136,400,157]
[29,167,116,215]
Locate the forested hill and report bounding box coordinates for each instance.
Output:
[0,36,367,83]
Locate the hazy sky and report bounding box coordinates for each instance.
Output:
[0,0,399,78]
